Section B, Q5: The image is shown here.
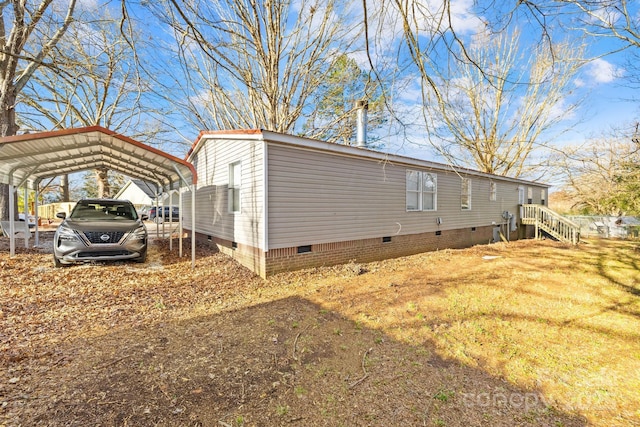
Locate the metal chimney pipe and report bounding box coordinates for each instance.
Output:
[355,100,368,147]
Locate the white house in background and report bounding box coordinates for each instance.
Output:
[182,129,553,278]
[115,179,157,209]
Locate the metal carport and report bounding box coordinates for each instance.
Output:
[0,126,198,266]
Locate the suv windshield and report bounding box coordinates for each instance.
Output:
[69,200,138,221]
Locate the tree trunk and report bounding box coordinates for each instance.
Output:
[60,174,70,202]
[0,185,9,221]
[0,88,19,220]
[95,168,110,198]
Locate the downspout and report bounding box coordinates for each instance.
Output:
[179,188,183,257]
[262,140,268,276]
[192,183,196,269]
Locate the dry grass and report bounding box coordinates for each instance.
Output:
[1,235,639,426]
[299,239,640,426]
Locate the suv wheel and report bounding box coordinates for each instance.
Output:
[135,249,147,263]
[53,254,64,268]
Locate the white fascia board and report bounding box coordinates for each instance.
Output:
[191,130,550,188]
[259,130,551,188]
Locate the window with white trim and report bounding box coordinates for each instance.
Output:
[527,187,533,204]
[406,170,437,211]
[461,178,471,210]
[489,181,497,202]
[228,161,241,213]
[518,186,525,205]
[541,189,546,206]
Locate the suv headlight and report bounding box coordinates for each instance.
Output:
[127,224,147,241]
[57,223,79,241]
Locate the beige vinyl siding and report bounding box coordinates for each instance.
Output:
[426,172,518,228]
[183,138,265,249]
[266,144,531,249]
[267,145,400,248]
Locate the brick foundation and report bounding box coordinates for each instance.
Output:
[193,233,267,277]
[194,225,518,278]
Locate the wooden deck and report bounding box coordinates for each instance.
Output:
[521,204,580,245]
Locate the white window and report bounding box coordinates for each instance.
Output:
[422,173,437,210]
[461,178,471,210]
[406,170,420,211]
[489,181,497,202]
[406,170,437,211]
[228,161,241,213]
[541,189,546,206]
[518,186,525,205]
[527,187,533,204]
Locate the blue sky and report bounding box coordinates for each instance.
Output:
[17,0,640,200]
[362,0,640,165]
[40,1,640,166]
[138,1,640,154]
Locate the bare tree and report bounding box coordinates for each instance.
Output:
[150,0,360,135]
[426,31,585,177]
[18,8,156,198]
[60,174,70,202]
[0,0,77,219]
[512,1,640,48]
[381,1,586,177]
[555,132,640,214]
[490,1,640,88]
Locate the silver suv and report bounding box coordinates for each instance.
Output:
[53,199,148,267]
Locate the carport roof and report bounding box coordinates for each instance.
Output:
[0,126,196,190]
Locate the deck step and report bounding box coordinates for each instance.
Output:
[520,205,580,245]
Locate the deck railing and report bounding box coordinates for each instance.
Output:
[520,204,580,245]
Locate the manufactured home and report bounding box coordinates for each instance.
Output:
[181,130,569,278]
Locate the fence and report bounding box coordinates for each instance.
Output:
[37,202,76,220]
[565,215,640,239]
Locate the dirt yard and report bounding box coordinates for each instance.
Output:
[1,233,639,426]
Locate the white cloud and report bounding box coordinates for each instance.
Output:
[411,0,484,35]
[586,5,622,27]
[585,58,624,84]
[363,0,485,57]
[77,0,99,9]
[446,0,486,34]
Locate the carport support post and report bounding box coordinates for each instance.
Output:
[9,183,15,257]
[155,188,160,240]
[191,183,196,268]
[161,196,165,238]
[34,182,39,247]
[178,188,184,258]
[178,187,183,257]
[169,191,173,251]
[23,186,28,248]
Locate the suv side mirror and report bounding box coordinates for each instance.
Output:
[56,212,66,219]
[140,214,149,221]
